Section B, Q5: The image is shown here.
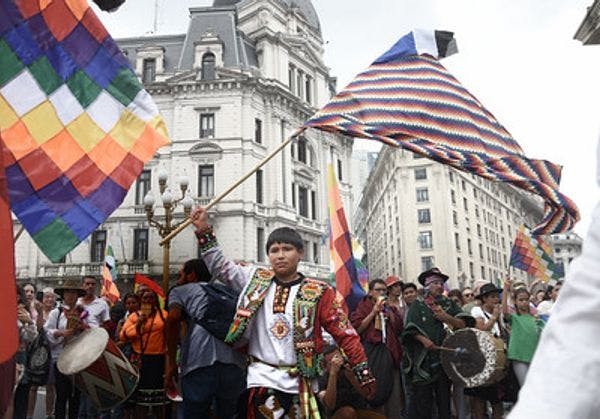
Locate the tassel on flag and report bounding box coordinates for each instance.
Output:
[509,225,564,282]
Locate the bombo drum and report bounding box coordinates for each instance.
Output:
[57,328,139,410]
[441,327,506,388]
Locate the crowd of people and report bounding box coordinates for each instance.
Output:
[7,207,561,419]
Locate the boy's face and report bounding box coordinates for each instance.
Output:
[403,287,417,305]
[268,242,303,279]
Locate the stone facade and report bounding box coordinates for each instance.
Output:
[549,232,583,279]
[356,146,546,289]
[13,0,354,289]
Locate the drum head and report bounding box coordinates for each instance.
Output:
[57,328,109,375]
[441,328,499,388]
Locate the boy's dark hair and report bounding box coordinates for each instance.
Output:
[368,278,386,291]
[183,258,212,282]
[266,227,303,253]
[402,283,418,292]
[513,288,531,299]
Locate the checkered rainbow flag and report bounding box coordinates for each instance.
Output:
[304,29,579,235]
[0,0,169,262]
[509,225,563,282]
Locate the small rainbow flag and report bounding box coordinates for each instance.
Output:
[101,244,119,304]
[327,162,365,311]
[509,225,563,282]
[0,0,169,262]
[304,29,579,235]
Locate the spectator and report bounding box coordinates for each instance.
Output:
[28,288,57,419]
[120,290,167,416]
[351,279,404,417]
[447,289,464,307]
[165,259,245,418]
[536,281,562,322]
[461,287,475,308]
[502,280,544,387]
[317,345,373,418]
[401,283,418,309]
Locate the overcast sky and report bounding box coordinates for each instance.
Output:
[97,0,600,236]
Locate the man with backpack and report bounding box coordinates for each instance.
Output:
[165,258,245,418]
[186,206,376,418]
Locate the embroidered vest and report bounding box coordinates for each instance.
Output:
[225,269,328,379]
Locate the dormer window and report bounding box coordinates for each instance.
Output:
[142,58,156,84]
[202,53,216,80]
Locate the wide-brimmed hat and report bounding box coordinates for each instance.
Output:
[417,267,449,286]
[385,275,402,287]
[476,283,502,300]
[54,278,85,298]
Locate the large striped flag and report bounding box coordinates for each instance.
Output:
[509,225,563,282]
[101,244,119,304]
[303,29,579,235]
[0,0,169,262]
[327,162,366,311]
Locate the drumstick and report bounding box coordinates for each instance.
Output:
[434,345,469,355]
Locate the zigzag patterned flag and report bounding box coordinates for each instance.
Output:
[0,0,169,262]
[304,29,579,235]
[509,225,563,282]
[327,162,365,311]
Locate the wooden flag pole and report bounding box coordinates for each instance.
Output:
[160,135,297,246]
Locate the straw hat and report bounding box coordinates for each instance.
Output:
[54,278,85,298]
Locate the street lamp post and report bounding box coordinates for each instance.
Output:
[143,169,194,296]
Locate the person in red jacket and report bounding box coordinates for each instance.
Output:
[351,278,404,417]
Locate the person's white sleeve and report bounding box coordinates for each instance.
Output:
[470,306,485,319]
[509,201,600,418]
[102,300,110,322]
[44,308,64,346]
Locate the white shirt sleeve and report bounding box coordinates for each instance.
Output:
[509,200,600,418]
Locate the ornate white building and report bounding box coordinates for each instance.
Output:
[356,146,546,289]
[549,232,583,279]
[14,0,354,287]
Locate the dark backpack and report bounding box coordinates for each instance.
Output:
[25,330,51,386]
[197,283,239,341]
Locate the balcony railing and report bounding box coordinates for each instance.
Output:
[29,261,151,280]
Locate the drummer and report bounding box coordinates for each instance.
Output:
[402,268,474,419]
[45,278,86,419]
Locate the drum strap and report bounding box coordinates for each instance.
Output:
[138,315,156,356]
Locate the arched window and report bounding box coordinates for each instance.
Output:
[297,136,307,164]
[202,53,216,80]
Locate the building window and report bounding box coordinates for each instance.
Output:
[479,243,484,260]
[449,170,454,183]
[133,228,148,261]
[414,168,427,180]
[288,65,295,93]
[418,208,431,224]
[298,186,308,217]
[254,118,262,144]
[199,113,215,138]
[455,232,461,251]
[302,240,309,261]
[312,242,319,264]
[461,180,466,191]
[452,210,458,226]
[296,70,304,99]
[467,238,472,255]
[457,257,462,271]
[419,231,433,249]
[291,183,296,208]
[91,230,107,262]
[142,58,155,84]
[305,75,312,103]
[310,190,317,220]
[256,169,263,204]
[421,256,434,271]
[198,165,214,197]
[416,187,429,202]
[201,53,216,80]
[257,228,265,262]
[463,197,468,212]
[481,266,485,279]
[135,169,151,205]
[337,159,343,181]
[297,136,308,164]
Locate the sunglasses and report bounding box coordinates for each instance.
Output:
[463,293,474,297]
